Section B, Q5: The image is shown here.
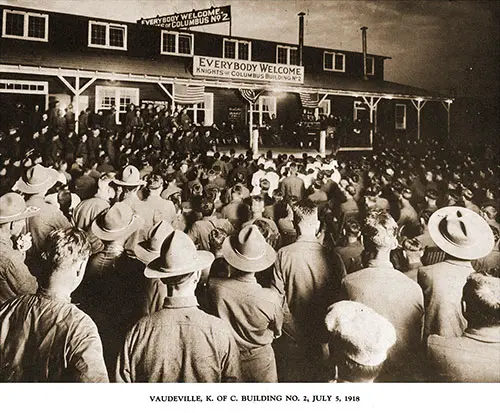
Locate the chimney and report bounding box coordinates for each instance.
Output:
[298,12,305,66]
[361,26,368,80]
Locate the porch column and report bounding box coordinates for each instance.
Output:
[411,98,427,140]
[319,130,326,157]
[362,96,381,146]
[441,99,453,140]
[252,128,259,157]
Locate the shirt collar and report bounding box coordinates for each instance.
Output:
[445,258,473,268]
[37,287,71,303]
[233,273,257,283]
[163,295,199,309]
[464,326,500,343]
[367,258,394,269]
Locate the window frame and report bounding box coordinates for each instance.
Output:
[276,45,299,66]
[395,103,407,130]
[366,56,375,76]
[160,30,194,56]
[88,20,127,51]
[249,95,276,126]
[184,93,214,126]
[223,38,252,61]
[323,51,345,73]
[95,86,139,124]
[2,9,49,42]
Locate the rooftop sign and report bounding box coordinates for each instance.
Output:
[138,6,231,30]
[193,56,305,84]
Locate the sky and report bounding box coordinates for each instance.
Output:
[3,0,499,98]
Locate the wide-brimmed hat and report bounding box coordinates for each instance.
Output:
[14,164,59,194]
[428,206,494,260]
[221,224,276,272]
[91,203,143,241]
[0,192,40,224]
[112,165,145,187]
[325,301,396,367]
[145,230,214,278]
[135,220,174,264]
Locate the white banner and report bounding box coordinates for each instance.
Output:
[193,56,304,84]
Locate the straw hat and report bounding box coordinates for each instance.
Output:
[144,230,214,278]
[221,225,276,272]
[91,203,143,241]
[14,164,59,194]
[0,192,40,224]
[428,206,494,260]
[134,220,174,264]
[325,301,396,367]
[112,165,145,187]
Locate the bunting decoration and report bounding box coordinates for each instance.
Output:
[173,83,205,104]
[239,88,265,104]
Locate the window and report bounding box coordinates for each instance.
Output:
[95,86,139,124]
[223,39,251,60]
[324,51,345,72]
[161,31,193,56]
[318,99,331,116]
[395,104,407,130]
[276,45,299,65]
[184,93,214,126]
[88,21,127,50]
[0,79,48,94]
[249,96,276,126]
[353,100,367,121]
[2,9,48,41]
[366,56,375,76]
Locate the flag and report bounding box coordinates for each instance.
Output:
[239,89,265,104]
[173,83,205,104]
[299,91,319,108]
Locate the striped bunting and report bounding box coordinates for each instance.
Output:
[239,89,265,104]
[173,83,205,104]
[299,91,319,108]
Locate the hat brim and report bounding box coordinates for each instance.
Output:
[221,236,276,273]
[91,214,143,241]
[0,205,40,224]
[112,178,146,187]
[14,168,59,194]
[144,250,214,278]
[134,241,160,265]
[428,207,494,260]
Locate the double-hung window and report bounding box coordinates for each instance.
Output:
[223,39,251,60]
[2,9,48,42]
[161,31,194,56]
[88,20,127,50]
[323,51,345,72]
[276,45,299,65]
[395,104,407,130]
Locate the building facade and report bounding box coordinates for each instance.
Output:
[0,5,452,151]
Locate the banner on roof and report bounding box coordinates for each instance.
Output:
[193,56,304,84]
[138,6,231,30]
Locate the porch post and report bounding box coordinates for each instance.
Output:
[252,128,259,157]
[441,100,452,140]
[411,98,426,140]
[319,129,326,157]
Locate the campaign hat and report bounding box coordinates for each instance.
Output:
[221,224,276,272]
[428,206,494,260]
[0,192,39,224]
[144,230,214,278]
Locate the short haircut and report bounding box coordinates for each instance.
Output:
[231,184,244,196]
[40,228,91,277]
[462,273,500,328]
[199,199,215,217]
[335,355,385,383]
[345,220,361,236]
[363,210,398,251]
[146,173,163,190]
[293,199,318,225]
[208,228,228,252]
[425,189,438,200]
[346,185,357,196]
[253,218,279,249]
[481,205,498,220]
